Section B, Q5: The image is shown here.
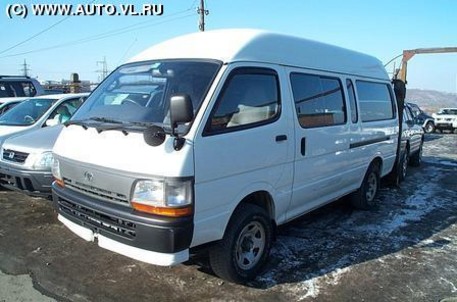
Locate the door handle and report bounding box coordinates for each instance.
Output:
[275,135,287,142]
[301,137,306,156]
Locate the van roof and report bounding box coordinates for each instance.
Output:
[129,29,389,80]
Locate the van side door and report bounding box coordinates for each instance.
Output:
[191,65,294,246]
[287,70,356,219]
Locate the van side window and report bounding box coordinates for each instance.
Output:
[356,81,395,122]
[205,68,280,134]
[346,79,358,123]
[290,73,346,128]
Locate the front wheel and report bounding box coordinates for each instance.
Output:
[350,163,380,210]
[209,203,272,284]
[424,121,435,133]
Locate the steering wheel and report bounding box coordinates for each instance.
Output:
[23,115,35,123]
[121,99,141,106]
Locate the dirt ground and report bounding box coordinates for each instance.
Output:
[0,134,456,302]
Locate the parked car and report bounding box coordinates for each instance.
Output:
[0,93,88,145]
[0,75,44,98]
[432,108,457,133]
[0,125,63,197]
[0,98,26,116]
[398,104,425,182]
[0,93,88,196]
[406,102,435,133]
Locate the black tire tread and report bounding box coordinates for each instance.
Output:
[350,163,380,210]
[209,203,272,284]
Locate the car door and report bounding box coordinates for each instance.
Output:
[403,105,423,154]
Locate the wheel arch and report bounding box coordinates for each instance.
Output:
[236,190,276,222]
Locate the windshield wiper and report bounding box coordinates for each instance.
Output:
[89,117,124,124]
[65,117,125,130]
[65,117,167,135]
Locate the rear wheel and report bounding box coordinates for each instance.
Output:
[351,163,380,210]
[410,143,423,167]
[209,203,272,284]
[399,150,409,182]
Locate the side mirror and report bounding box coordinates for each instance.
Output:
[170,94,193,135]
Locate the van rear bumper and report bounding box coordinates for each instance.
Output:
[52,183,193,266]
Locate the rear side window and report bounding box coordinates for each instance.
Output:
[356,81,395,122]
[290,73,346,128]
[205,68,280,134]
[0,81,37,97]
[346,79,358,123]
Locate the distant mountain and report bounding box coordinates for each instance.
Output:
[406,89,457,114]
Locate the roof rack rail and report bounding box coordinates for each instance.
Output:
[0,75,31,79]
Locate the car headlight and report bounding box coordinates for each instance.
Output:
[131,178,193,217]
[51,158,64,187]
[24,151,54,170]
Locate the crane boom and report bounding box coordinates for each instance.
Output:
[396,47,457,83]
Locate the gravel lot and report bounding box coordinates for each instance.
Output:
[0,134,456,302]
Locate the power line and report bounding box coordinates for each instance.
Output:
[116,38,138,66]
[0,0,96,56]
[0,12,194,59]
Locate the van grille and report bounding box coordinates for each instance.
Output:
[58,197,136,239]
[2,149,29,163]
[63,177,129,205]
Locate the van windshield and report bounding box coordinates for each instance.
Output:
[72,60,221,130]
[0,98,54,126]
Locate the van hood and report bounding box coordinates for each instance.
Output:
[53,125,194,177]
[2,125,63,154]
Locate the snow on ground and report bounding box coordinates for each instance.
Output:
[255,134,457,301]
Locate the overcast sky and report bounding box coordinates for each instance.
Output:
[1,0,456,93]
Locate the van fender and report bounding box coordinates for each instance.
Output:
[220,181,278,238]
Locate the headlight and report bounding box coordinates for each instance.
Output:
[51,158,64,187]
[131,178,193,217]
[24,151,54,170]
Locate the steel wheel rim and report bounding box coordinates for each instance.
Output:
[235,221,266,270]
[425,123,433,133]
[365,173,378,202]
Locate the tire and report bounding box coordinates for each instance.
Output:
[209,203,272,284]
[410,143,423,167]
[350,163,380,210]
[399,150,409,182]
[424,121,435,133]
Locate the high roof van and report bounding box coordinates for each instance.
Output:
[51,29,399,283]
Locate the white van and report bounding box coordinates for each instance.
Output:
[52,29,399,283]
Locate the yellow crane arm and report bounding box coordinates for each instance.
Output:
[396,47,457,83]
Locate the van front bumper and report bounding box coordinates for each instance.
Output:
[52,183,193,266]
[0,164,53,197]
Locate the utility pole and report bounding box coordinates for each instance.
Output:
[197,0,209,31]
[96,56,109,82]
[20,59,30,77]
